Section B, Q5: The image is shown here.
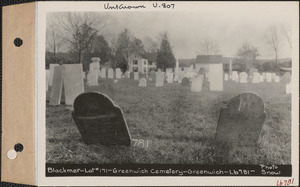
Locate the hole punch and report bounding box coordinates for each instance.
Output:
[7,150,17,160]
[14,143,24,152]
[14,38,23,47]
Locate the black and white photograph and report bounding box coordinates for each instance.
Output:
[37,1,299,186]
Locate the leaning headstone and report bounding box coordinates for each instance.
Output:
[281,72,291,84]
[49,66,63,106]
[72,92,131,146]
[209,64,223,91]
[239,72,248,83]
[155,72,165,87]
[87,72,98,86]
[116,68,122,79]
[181,77,190,87]
[138,78,147,87]
[166,72,174,83]
[224,73,229,81]
[100,68,106,79]
[46,70,50,91]
[266,73,272,82]
[191,75,204,92]
[134,72,139,81]
[108,68,114,79]
[216,93,266,146]
[49,64,59,86]
[63,64,85,105]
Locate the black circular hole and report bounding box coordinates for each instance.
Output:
[14,38,23,47]
[14,143,24,152]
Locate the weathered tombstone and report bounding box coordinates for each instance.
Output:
[191,75,204,92]
[231,71,239,81]
[108,68,114,79]
[46,70,50,91]
[134,72,139,81]
[49,66,63,106]
[166,72,174,83]
[155,72,165,87]
[224,73,229,81]
[281,72,291,84]
[239,72,248,83]
[125,71,130,78]
[87,72,98,86]
[63,64,85,105]
[138,78,147,87]
[116,68,122,79]
[216,93,266,146]
[274,76,280,83]
[72,92,131,146]
[266,73,272,82]
[181,77,190,87]
[286,82,291,94]
[252,72,260,83]
[100,68,106,79]
[249,68,258,76]
[166,68,173,73]
[209,64,223,91]
[178,71,185,84]
[49,64,59,86]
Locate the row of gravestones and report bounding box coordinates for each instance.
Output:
[46,64,85,106]
[228,71,291,84]
[71,92,266,147]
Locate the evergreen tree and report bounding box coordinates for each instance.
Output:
[157,33,176,71]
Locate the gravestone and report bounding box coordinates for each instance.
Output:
[239,72,248,83]
[155,72,165,87]
[266,73,272,82]
[231,71,239,81]
[149,71,156,81]
[49,64,59,86]
[134,72,139,81]
[108,68,114,79]
[249,68,258,76]
[252,72,260,83]
[166,68,173,73]
[46,70,50,91]
[216,93,266,146]
[209,64,223,91]
[178,71,184,84]
[191,75,204,92]
[63,64,85,105]
[125,71,130,78]
[49,66,63,106]
[100,68,106,78]
[281,72,291,84]
[72,92,131,146]
[166,72,174,83]
[116,68,122,79]
[138,78,147,87]
[262,72,266,79]
[87,72,98,86]
[286,82,291,94]
[224,73,229,81]
[181,77,189,87]
[272,73,276,80]
[259,74,264,82]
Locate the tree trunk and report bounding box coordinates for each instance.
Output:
[275,52,278,74]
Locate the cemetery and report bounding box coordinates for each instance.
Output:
[45,58,291,165]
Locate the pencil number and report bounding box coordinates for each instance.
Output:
[153,3,175,9]
[132,139,151,148]
[276,178,294,186]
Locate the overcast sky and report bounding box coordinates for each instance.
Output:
[47,4,294,60]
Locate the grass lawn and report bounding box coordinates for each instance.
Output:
[46,77,291,165]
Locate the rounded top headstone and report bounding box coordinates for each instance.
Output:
[181,77,190,87]
[73,92,115,116]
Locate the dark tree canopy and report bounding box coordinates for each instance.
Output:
[156,33,176,71]
[85,35,111,64]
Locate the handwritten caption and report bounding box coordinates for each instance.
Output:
[104,2,175,10]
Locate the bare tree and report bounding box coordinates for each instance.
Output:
[53,12,111,64]
[264,25,281,73]
[281,24,292,48]
[46,24,65,64]
[198,38,220,55]
[236,41,260,70]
